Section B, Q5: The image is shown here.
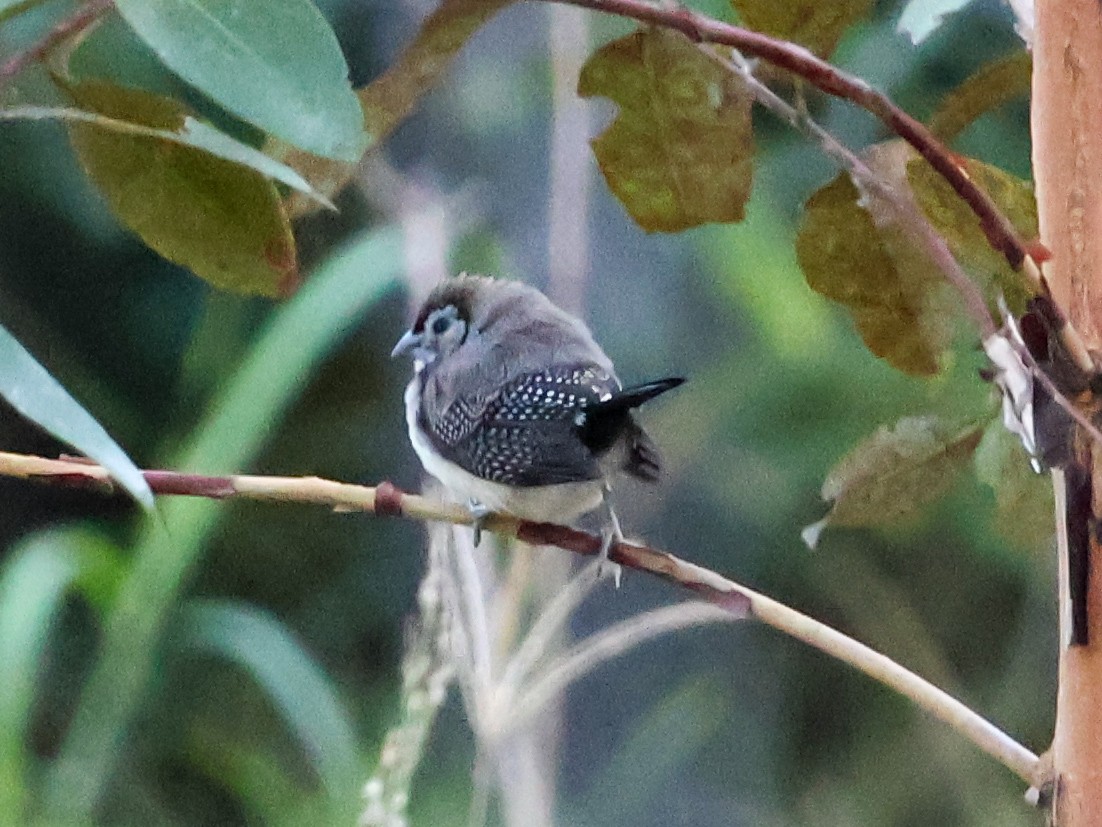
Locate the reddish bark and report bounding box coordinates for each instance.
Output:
[1033,0,1102,822]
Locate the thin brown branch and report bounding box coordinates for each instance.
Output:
[529,0,1035,278]
[719,48,997,339]
[558,0,1100,382]
[0,449,1041,786]
[0,0,113,91]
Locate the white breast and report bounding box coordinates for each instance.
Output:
[404,378,605,524]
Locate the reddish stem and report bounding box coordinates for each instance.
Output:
[532,0,1030,275]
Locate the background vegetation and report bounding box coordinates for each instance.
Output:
[0,0,1050,824]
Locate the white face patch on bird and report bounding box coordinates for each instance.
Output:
[391,303,469,369]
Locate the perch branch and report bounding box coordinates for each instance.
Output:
[0,449,1041,786]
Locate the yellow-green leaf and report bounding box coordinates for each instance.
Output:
[974,418,1054,552]
[907,156,1036,312]
[578,28,754,233]
[929,51,1032,143]
[361,0,514,144]
[796,143,958,375]
[276,0,514,218]
[731,0,874,57]
[803,415,988,548]
[66,82,297,297]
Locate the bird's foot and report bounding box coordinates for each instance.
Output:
[467,499,492,547]
[598,527,623,589]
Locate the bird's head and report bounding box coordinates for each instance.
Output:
[390,278,482,368]
[391,274,533,366]
[392,274,613,377]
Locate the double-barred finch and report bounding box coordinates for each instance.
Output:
[391,274,683,562]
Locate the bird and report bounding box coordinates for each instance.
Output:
[391,274,683,571]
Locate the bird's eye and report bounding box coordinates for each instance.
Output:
[432,316,451,334]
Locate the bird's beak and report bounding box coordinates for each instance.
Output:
[391,329,422,358]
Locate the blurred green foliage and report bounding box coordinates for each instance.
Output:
[0,0,1050,825]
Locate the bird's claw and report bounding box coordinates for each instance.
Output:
[467,499,492,547]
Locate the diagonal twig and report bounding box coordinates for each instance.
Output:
[532,0,1098,377]
[0,449,1042,787]
[529,0,1032,277]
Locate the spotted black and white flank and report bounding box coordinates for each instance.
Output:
[392,274,682,529]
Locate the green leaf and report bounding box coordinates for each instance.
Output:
[62,84,298,297]
[796,143,958,376]
[731,0,873,57]
[0,0,46,24]
[361,0,514,145]
[897,0,977,45]
[44,226,405,821]
[0,527,125,820]
[907,155,1036,312]
[0,105,329,205]
[276,0,514,217]
[112,0,366,161]
[175,600,359,802]
[974,419,1054,551]
[269,140,358,220]
[0,531,80,820]
[803,415,988,548]
[0,323,152,507]
[929,52,1032,143]
[185,721,305,826]
[578,28,754,233]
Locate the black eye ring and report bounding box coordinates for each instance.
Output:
[431,315,451,334]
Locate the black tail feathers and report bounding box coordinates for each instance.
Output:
[587,377,684,419]
[577,377,684,480]
[623,421,662,482]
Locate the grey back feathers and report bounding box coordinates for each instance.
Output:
[402,274,681,489]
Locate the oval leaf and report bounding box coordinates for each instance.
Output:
[796,143,958,376]
[732,0,873,57]
[928,52,1032,143]
[0,105,328,206]
[0,324,152,507]
[64,82,298,297]
[578,28,754,233]
[361,0,514,145]
[112,0,367,161]
[803,415,988,548]
[974,418,1054,551]
[907,155,1036,312]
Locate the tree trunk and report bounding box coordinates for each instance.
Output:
[1032,0,1102,823]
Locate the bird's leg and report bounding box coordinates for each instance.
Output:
[467,498,492,547]
[599,486,624,588]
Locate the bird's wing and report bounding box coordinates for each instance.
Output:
[421,364,618,487]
